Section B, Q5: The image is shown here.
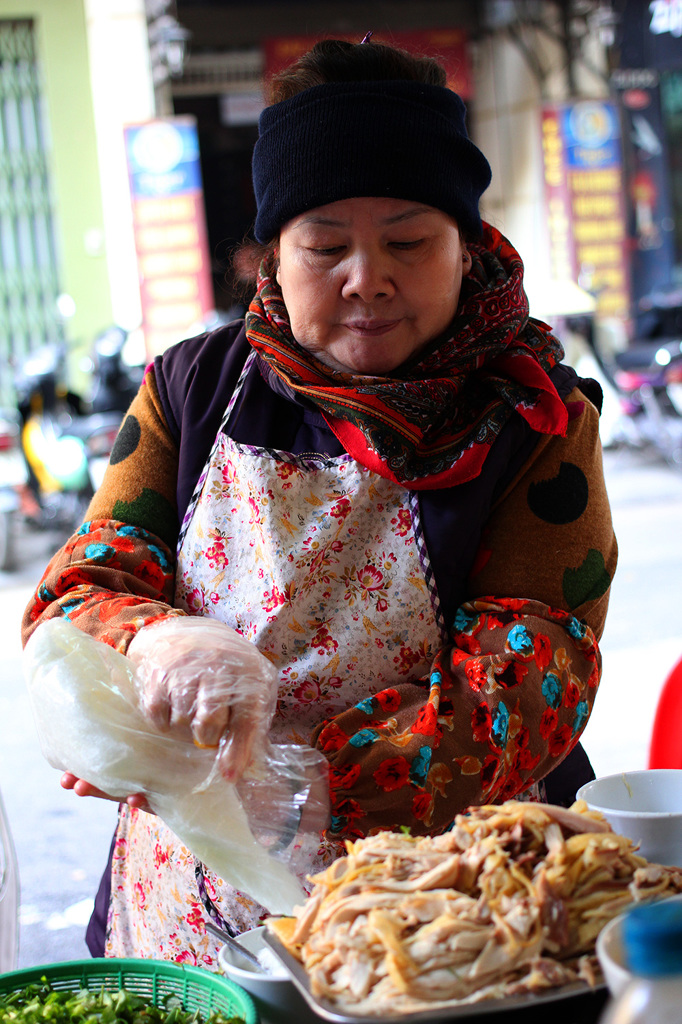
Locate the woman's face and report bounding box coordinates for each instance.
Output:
[276,196,470,375]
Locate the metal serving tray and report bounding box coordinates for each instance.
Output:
[262,931,606,1023]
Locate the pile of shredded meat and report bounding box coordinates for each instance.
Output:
[267,800,682,1016]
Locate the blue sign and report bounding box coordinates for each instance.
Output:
[561,101,621,169]
[125,118,203,199]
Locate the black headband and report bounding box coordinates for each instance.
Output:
[252,80,492,242]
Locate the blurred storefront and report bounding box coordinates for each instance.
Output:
[4,1,678,371]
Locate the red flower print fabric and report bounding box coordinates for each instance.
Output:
[24,519,183,653]
[312,597,600,839]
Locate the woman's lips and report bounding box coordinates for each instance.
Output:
[345,319,401,337]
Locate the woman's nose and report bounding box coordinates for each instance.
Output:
[341,251,395,302]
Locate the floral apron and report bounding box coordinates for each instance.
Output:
[105,351,447,965]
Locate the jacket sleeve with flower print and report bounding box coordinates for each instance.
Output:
[22,367,617,841]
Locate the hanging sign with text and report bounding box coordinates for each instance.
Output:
[124,116,214,357]
[541,101,631,320]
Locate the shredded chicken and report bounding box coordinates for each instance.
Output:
[267,800,682,1016]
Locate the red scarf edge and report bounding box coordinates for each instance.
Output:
[323,413,489,489]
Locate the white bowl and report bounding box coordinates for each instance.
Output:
[218,926,318,1024]
[577,769,682,866]
[596,911,632,998]
[596,894,682,997]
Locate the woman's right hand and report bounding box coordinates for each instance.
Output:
[60,772,152,813]
[127,616,279,783]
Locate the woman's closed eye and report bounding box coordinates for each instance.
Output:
[308,245,345,256]
[389,238,425,251]
[307,240,426,257]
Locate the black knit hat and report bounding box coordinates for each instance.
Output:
[252,80,492,243]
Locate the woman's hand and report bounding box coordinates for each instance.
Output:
[127,617,278,782]
[60,772,152,813]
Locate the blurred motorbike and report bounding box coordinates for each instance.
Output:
[601,337,682,467]
[85,324,145,415]
[565,293,682,468]
[0,409,27,571]
[15,343,122,531]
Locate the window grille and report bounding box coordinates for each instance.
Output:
[0,19,63,403]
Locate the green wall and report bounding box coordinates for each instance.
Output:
[1,0,112,386]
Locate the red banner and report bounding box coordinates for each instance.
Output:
[263,29,472,99]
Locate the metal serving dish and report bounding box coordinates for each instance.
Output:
[262,931,606,1024]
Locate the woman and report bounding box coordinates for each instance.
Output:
[23,38,617,965]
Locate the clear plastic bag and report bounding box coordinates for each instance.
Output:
[23,617,329,914]
[126,615,280,778]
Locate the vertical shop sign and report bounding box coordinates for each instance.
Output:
[541,101,630,320]
[612,69,676,306]
[124,117,214,358]
[540,109,576,283]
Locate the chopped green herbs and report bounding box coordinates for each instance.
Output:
[0,979,244,1023]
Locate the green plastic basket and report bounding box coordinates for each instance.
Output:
[0,957,258,1023]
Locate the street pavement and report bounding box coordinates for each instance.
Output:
[0,443,681,968]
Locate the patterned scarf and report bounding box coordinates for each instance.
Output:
[244,223,568,489]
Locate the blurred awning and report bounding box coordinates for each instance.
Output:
[525,278,598,321]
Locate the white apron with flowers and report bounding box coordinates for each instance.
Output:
[106,352,447,965]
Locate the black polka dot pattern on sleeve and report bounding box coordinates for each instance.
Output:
[527,462,589,524]
[109,415,142,465]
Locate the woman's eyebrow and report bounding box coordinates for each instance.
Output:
[382,206,434,224]
[294,206,434,229]
[294,215,347,227]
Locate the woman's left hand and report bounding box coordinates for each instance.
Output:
[60,772,152,813]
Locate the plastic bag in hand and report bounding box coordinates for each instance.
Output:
[126,615,279,782]
[23,617,329,914]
